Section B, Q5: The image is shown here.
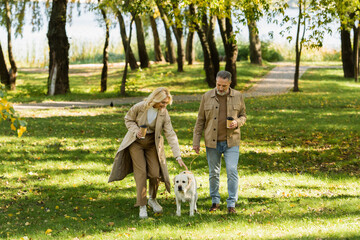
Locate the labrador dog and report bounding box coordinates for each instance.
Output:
[173,171,198,216]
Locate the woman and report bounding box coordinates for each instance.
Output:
[108,87,188,218]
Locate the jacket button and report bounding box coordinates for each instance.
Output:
[214,117,216,120]
[213,128,216,131]
[213,139,215,141]
[216,106,218,109]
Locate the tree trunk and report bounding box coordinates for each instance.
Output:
[157,3,176,64]
[341,26,354,78]
[207,15,220,76]
[149,15,164,62]
[121,17,136,96]
[247,19,262,65]
[170,3,185,72]
[100,4,109,92]
[172,25,185,72]
[47,0,70,95]
[134,15,150,68]
[354,25,359,83]
[5,0,17,91]
[186,31,195,65]
[115,9,139,70]
[189,4,216,88]
[218,15,238,88]
[293,1,302,92]
[0,43,10,87]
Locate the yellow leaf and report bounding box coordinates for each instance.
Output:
[45,229,52,235]
[17,126,26,137]
[10,124,16,131]
[107,222,114,226]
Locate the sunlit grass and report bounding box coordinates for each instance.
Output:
[8,61,273,103]
[1,67,360,239]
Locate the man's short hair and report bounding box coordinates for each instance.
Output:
[216,70,232,82]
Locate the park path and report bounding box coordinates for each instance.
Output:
[13,64,316,111]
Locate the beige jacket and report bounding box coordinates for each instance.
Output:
[108,101,181,193]
[193,88,246,148]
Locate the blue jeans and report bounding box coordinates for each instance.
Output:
[206,141,239,208]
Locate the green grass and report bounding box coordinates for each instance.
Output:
[8,61,272,103]
[1,67,360,239]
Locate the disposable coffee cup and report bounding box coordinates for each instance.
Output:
[139,125,147,139]
[227,117,234,128]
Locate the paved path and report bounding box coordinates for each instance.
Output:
[12,64,323,111]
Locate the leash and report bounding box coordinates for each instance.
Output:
[188,154,199,172]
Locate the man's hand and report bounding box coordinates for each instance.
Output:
[228,120,238,129]
[193,145,200,154]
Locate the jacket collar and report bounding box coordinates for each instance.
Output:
[210,88,234,98]
[140,101,166,116]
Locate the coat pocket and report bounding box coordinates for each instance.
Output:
[228,104,241,117]
[204,104,213,119]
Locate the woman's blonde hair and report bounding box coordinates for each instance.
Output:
[144,87,173,109]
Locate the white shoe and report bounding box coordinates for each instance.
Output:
[139,205,148,219]
[148,198,163,213]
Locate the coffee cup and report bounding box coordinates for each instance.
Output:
[227,117,234,128]
[139,125,147,139]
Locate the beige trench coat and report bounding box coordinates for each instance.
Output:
[108,101,181,193]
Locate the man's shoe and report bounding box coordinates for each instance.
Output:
[228,207,236,214]
[148,198,163,213]
[139,205,148,219]
[209,203,220,212]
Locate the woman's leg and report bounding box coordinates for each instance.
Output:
[128,141,148,207]
[146,144,160,199]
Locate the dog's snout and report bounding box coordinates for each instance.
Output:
[178,185,183,191]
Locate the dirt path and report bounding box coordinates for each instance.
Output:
[12,64,324,111]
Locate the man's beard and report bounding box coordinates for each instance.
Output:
[216,89,228,96]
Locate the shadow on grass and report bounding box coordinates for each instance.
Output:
[1,181,360,239]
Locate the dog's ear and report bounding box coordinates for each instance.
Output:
[173,176,176,184]
[185,176,192,191]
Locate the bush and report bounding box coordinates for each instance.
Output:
[237,44,249,61]
[261,41,284,62]
[323,50,341,61]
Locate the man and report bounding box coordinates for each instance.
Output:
[193,70,246,214]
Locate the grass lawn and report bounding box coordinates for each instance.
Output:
[1,66,360,239]
[7,61,272,103]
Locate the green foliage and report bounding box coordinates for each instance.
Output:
[1,68,360,239]
[0,84,27,137]
[261,41,284,62]
[237,44,249,61]
[236,41,284,62]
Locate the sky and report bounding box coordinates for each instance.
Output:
[0,4,341,67]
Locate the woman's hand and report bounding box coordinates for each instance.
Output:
[176,157,188,171]
[136,129,143,139]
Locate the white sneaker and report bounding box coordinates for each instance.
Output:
[148,198,163,213]
[139,205,148,219]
